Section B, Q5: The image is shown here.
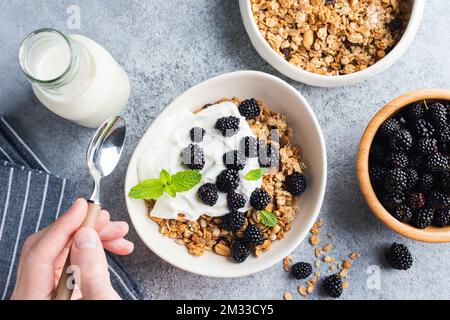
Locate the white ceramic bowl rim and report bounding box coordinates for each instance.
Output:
[124,70,327,277]
[240,0,425,86]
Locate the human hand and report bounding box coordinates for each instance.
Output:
[11,198,134,300]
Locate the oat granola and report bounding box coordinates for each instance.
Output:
[251,0,410,75]
[146,98,306,257]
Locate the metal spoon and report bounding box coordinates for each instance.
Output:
[54,116,126,300]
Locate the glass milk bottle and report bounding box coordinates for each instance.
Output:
[19,28,130,128]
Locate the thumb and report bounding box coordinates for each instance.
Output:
[70,228,120,300]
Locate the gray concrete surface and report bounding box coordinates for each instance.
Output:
[0,0,449,300]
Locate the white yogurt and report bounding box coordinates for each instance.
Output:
[137,102,262,221]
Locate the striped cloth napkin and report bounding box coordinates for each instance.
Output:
[0,116,143,300]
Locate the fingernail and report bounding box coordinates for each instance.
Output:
[74,228,98,249]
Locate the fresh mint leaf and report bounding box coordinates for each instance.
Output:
[128,179,165,200]
[160,169,171,185]
[165,184,177,198]
[260,210,278,227]
[244,168,266,181]
[171,170,202,192]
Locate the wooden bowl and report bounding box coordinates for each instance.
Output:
[357,88,450,243]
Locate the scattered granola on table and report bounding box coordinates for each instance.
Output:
[146,97,307,259]
[251,0,411,75]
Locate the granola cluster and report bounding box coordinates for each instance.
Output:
[147,98,306,257]
[251,0,410,75]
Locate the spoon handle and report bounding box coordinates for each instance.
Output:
[54,201,101,300]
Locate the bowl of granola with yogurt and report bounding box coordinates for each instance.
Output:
[125,71,326,277]
[240,0,425,87]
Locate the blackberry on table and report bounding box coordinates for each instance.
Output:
[284,172,307,196]
[417,138,438,155]
[250,188,271,210]
[405,168,419,190]
[384,168,408,192]
[215,116,240,137]
[392,205,413,222]
[223,150,246,171]
[323,274,343,298]
[405,103,424,121]
[379,118,401,137]
[386,243,413,270]
[433,207,450,227]
[292,262,312,280]
[386,152,409,168]
[240,136,259,158]
[222,211,246,232]
[197,183,218,206]
[407,192,426,210]
[427,191,450,210]
[190,127,206,143]
[425,153,449,172]
[427,103,447,128]
[389,129,412,152]
[216,169,240,192]
[243,224,264,246]
[231,240,250,263]
[412,208,434,229]
[181,144,205,170]
[411,119,435,138]
[238,98,261,120]
[227,192,246,211]
[369,167,386,186]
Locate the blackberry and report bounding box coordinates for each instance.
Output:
[240,136,259,158]
[425,153,449,172]
[231,240,250,263]
[384,168,408,192]
[292,262,312,280]
[223,150,246,171]
[427,103,447,128]
[405,103,424,121]
[388,16,403,31]
[323,274,343,298]
[417,173,434,191]
[238,98,261,120]
[370,143,385,165]
[382,191,406,208]
[407,192,426,210]
[380,118,401,137]
[405,168,419,190]
[284,172,307,196]
[392,205,413,222]
[258,143,279,168]
[417,138,438,155]
[227,192,246,211]
[250,188,271,210]
[437,127,450,144]
[197,183,218,206]
[389,129,412,152]
[215,116,240,137]
[181,144,205,170]
[386,152,408,168]
[411,119,435,138]
[433,207,450,227]
[386,243,413,270]
[243,224,264,246]
[427,191,450,210]
[369,167,386,186]
[412,208,434,229]
[222,211,246,232]
[216,169,240,192]
[190,127,206,143]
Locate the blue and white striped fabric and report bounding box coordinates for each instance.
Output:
[0,117,143,300]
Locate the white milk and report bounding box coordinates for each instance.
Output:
[19,29,130,128]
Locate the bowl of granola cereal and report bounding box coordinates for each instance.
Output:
[240,0,425,87]
[125,71,326,277]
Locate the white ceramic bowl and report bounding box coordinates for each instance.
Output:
[239,0,425,87]
[125,71,327,277]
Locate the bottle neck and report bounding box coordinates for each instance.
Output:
[19,28,80,91]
